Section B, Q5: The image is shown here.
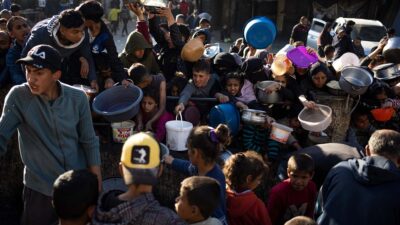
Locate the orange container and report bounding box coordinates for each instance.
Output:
[371,107,395,122]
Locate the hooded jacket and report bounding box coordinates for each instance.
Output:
[119,31,160,74]
[318,156,400,225]
[92,191,186,225]
[226,190,272,225]
[21,16,97,82]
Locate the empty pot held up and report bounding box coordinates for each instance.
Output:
[339,66,373,96]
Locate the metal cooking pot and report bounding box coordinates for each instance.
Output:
[339,66,373,96]
[373,63,400,81]
[383,37,400,53]
[241,109,268,125]
[256,81,281,104]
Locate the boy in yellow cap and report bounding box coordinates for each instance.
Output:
[92,132,187,225]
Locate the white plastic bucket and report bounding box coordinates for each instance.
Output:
[166,113,193,151]
[111,120,135,143]
[270,122,293,144]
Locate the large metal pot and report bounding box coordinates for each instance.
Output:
[256,81,281,104]
[372,63,400,81]
[339,66,373,96]
[241,109,268,125]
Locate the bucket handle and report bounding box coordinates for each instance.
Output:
[176,111,184,129]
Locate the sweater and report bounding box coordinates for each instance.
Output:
[226,190,272,225]
[171,159,227,225]
[21,16,97,82]
[268,179,317,225]
[0,82,100,196]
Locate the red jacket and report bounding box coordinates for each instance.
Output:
[227,190,272,225]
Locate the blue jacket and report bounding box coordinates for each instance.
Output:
[21,16,97,82]
[6,41,26,85]
[318,156,400,225]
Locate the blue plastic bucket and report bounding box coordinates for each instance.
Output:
[244,17,277,49]
[209,103,240,136]
[92,84,143,122]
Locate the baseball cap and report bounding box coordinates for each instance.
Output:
[120,132,168,185]
[17,44,62,72]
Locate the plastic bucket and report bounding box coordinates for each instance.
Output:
[111,120,135,143]
[244,17,277,49]
[270,122,293,144]
[166,113,193,151]
[209,103,240,135]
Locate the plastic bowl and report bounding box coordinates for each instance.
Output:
[371,108,395,122]
[287,46,318,68]
[298,104,332,132]
[244,17,277,49]
[92,84,143,122]
[209,103,240,135]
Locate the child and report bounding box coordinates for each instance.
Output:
[175,59,228,123]
[138,89,173,142]
[164,124,230,225]
[175,176,222,225]
[223,151,272,225]
[92,132,186,225]
[345,108,376,155]
[267,153,317,225]
[53,170,99,225]
[129,63,167,131]
[223,71,257,110]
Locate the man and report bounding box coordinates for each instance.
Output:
[0,44,101,225]
[332,26,355,60]
[21,9,99,90]
[289,16,309,45]
[317,129,400,225]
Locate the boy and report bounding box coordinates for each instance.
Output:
[175,176,222,225]
[268,153,317,225]
[92,132,186,225]
[0,44,101,225]
[53,170,99,225]
[6,16,30,85]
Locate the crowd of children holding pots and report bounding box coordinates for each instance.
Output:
[0,0,400,225]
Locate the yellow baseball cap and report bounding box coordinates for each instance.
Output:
[120,132,167,185]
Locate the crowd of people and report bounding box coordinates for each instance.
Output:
[0,0,399,225]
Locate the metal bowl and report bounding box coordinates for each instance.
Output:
[256,81,281,104]
[373,63,400,81]
[339,66,373,96]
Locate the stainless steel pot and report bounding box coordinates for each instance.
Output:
[339,66,373,96]
[256,81,281,104]
[241,109,267,125]
[373,63,400,81]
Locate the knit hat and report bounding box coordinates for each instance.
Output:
[213,52,239,73]
[120,132,168,185]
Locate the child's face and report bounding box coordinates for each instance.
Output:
[273,75,287,88]
[141,96,157,113]
[354,115,370,130]
[134,49,145,59]
[287,170,313,191]
[9,19,30,43]
[312,72,328,89]
[175,190,194,222]
[171,85,180,96]
[193,71,210,88]
[225,78,241,96]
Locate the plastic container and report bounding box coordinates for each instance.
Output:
[298,104,332,132]
[332,52,360,72]
[111,120,135,143]
[287,46,318,68]
[270,122,293,144]
[92,84,143,122]
[371,107,395,122]
[209,103,240,135]
[244,17,277,49]
[166,113,193,151]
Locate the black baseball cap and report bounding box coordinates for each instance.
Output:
[17,44,62,72]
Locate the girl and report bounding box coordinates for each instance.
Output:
[164,124,230,225]
[129,63,167,132]
[223,151,272,225]
[300,62,333,101]
[137,89,173,142]
[223,71,257,110]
